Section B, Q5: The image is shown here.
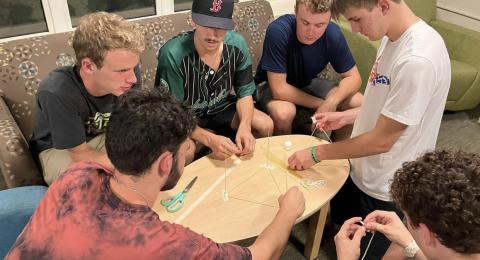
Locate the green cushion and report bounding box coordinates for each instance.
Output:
[431,20,480,67]
[447,59,478,101]
[335,19,380,93]
[333,5,480,111]
[405,0,437,23]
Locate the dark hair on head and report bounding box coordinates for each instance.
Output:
[391,150,480,254]
[106,88,196,176]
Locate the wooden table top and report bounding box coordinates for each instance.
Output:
[153,134,349,243]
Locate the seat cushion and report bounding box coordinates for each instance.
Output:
[447,59,478,101]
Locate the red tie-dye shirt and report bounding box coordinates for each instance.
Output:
[6,162,251,260]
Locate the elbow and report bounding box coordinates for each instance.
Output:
[356,76,362,90]
[270,87,285,100]
[349,73,362,91]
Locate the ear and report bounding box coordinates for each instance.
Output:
[155,151,173,178]
[191,19,197,28]
[418,223,437,247]
[378,0,390,15]
[80,58,97,74]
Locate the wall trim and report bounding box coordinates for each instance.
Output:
[437,3,480,22]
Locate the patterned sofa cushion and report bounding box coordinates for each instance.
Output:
[0,96,44,188]
[0,0,274,188]
[0,0,273,138]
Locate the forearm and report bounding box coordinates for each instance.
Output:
[236,96,254,131]
[272,83,324,109]
[249,209,297,260]
[191,126,216,147]
[316,131,392,160]
[327,75,361,106]
[340,107,361,125]
[315,115,406,160]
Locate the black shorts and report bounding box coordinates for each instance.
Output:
[331,176,404,260]
[198,104,237,139]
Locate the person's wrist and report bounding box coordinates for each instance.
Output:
[310,146,321,163]
[404,240,420,258]
[238,119,251,130]
[278,206,299,223]
[327,96,341,107]
[205,132,220,148]
[336,251,357,260]
[397,233,415,248]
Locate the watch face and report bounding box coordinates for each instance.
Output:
[405,240,420,257]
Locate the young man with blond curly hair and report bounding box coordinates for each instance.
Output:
[29,12,145,185]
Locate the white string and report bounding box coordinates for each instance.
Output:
[223,159,227,197]
[360,232,375,260]
[317,127,352,167]
[266,129,271,165]
[318,128,333,143]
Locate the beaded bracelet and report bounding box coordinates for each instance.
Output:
[310,146,321,164]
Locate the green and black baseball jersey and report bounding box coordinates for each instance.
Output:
[154,31,255,118]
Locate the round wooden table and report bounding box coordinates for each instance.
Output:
[153,135,349,259]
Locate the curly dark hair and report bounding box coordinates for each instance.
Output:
[391,150,480,254]
[106,88,196,176]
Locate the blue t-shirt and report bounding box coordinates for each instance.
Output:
[254,14,355,89]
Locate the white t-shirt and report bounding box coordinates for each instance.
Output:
[350,20,451,201]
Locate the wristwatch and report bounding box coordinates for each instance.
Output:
[404,240,420,258]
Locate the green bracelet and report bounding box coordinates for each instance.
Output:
[310,146,321,164]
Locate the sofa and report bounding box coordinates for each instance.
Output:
[335,0,480,111]
[0,0,276,189]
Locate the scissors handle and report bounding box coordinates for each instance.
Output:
[161,193,185,213]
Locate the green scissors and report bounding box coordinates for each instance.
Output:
[161,176,198,213]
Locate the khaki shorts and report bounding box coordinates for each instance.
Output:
[39,134,106,185]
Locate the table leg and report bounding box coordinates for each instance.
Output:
[304,202,329,260]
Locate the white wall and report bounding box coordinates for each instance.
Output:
[269,0,480,32]
[437,0,480,32]
[267,0,295,17]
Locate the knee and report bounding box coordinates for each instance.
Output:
[270,109,295,127]
[255,116,274,137]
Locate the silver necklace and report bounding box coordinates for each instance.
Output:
[112,173,150,208]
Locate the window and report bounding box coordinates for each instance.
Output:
[0,0,273,41]
[174,0,193,12]
[68,0,156,26]
[0,0,48,39]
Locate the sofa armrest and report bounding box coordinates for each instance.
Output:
[431,20,480,68]
[0,96,44,188]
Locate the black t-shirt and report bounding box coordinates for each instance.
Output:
[29,66,141,156]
